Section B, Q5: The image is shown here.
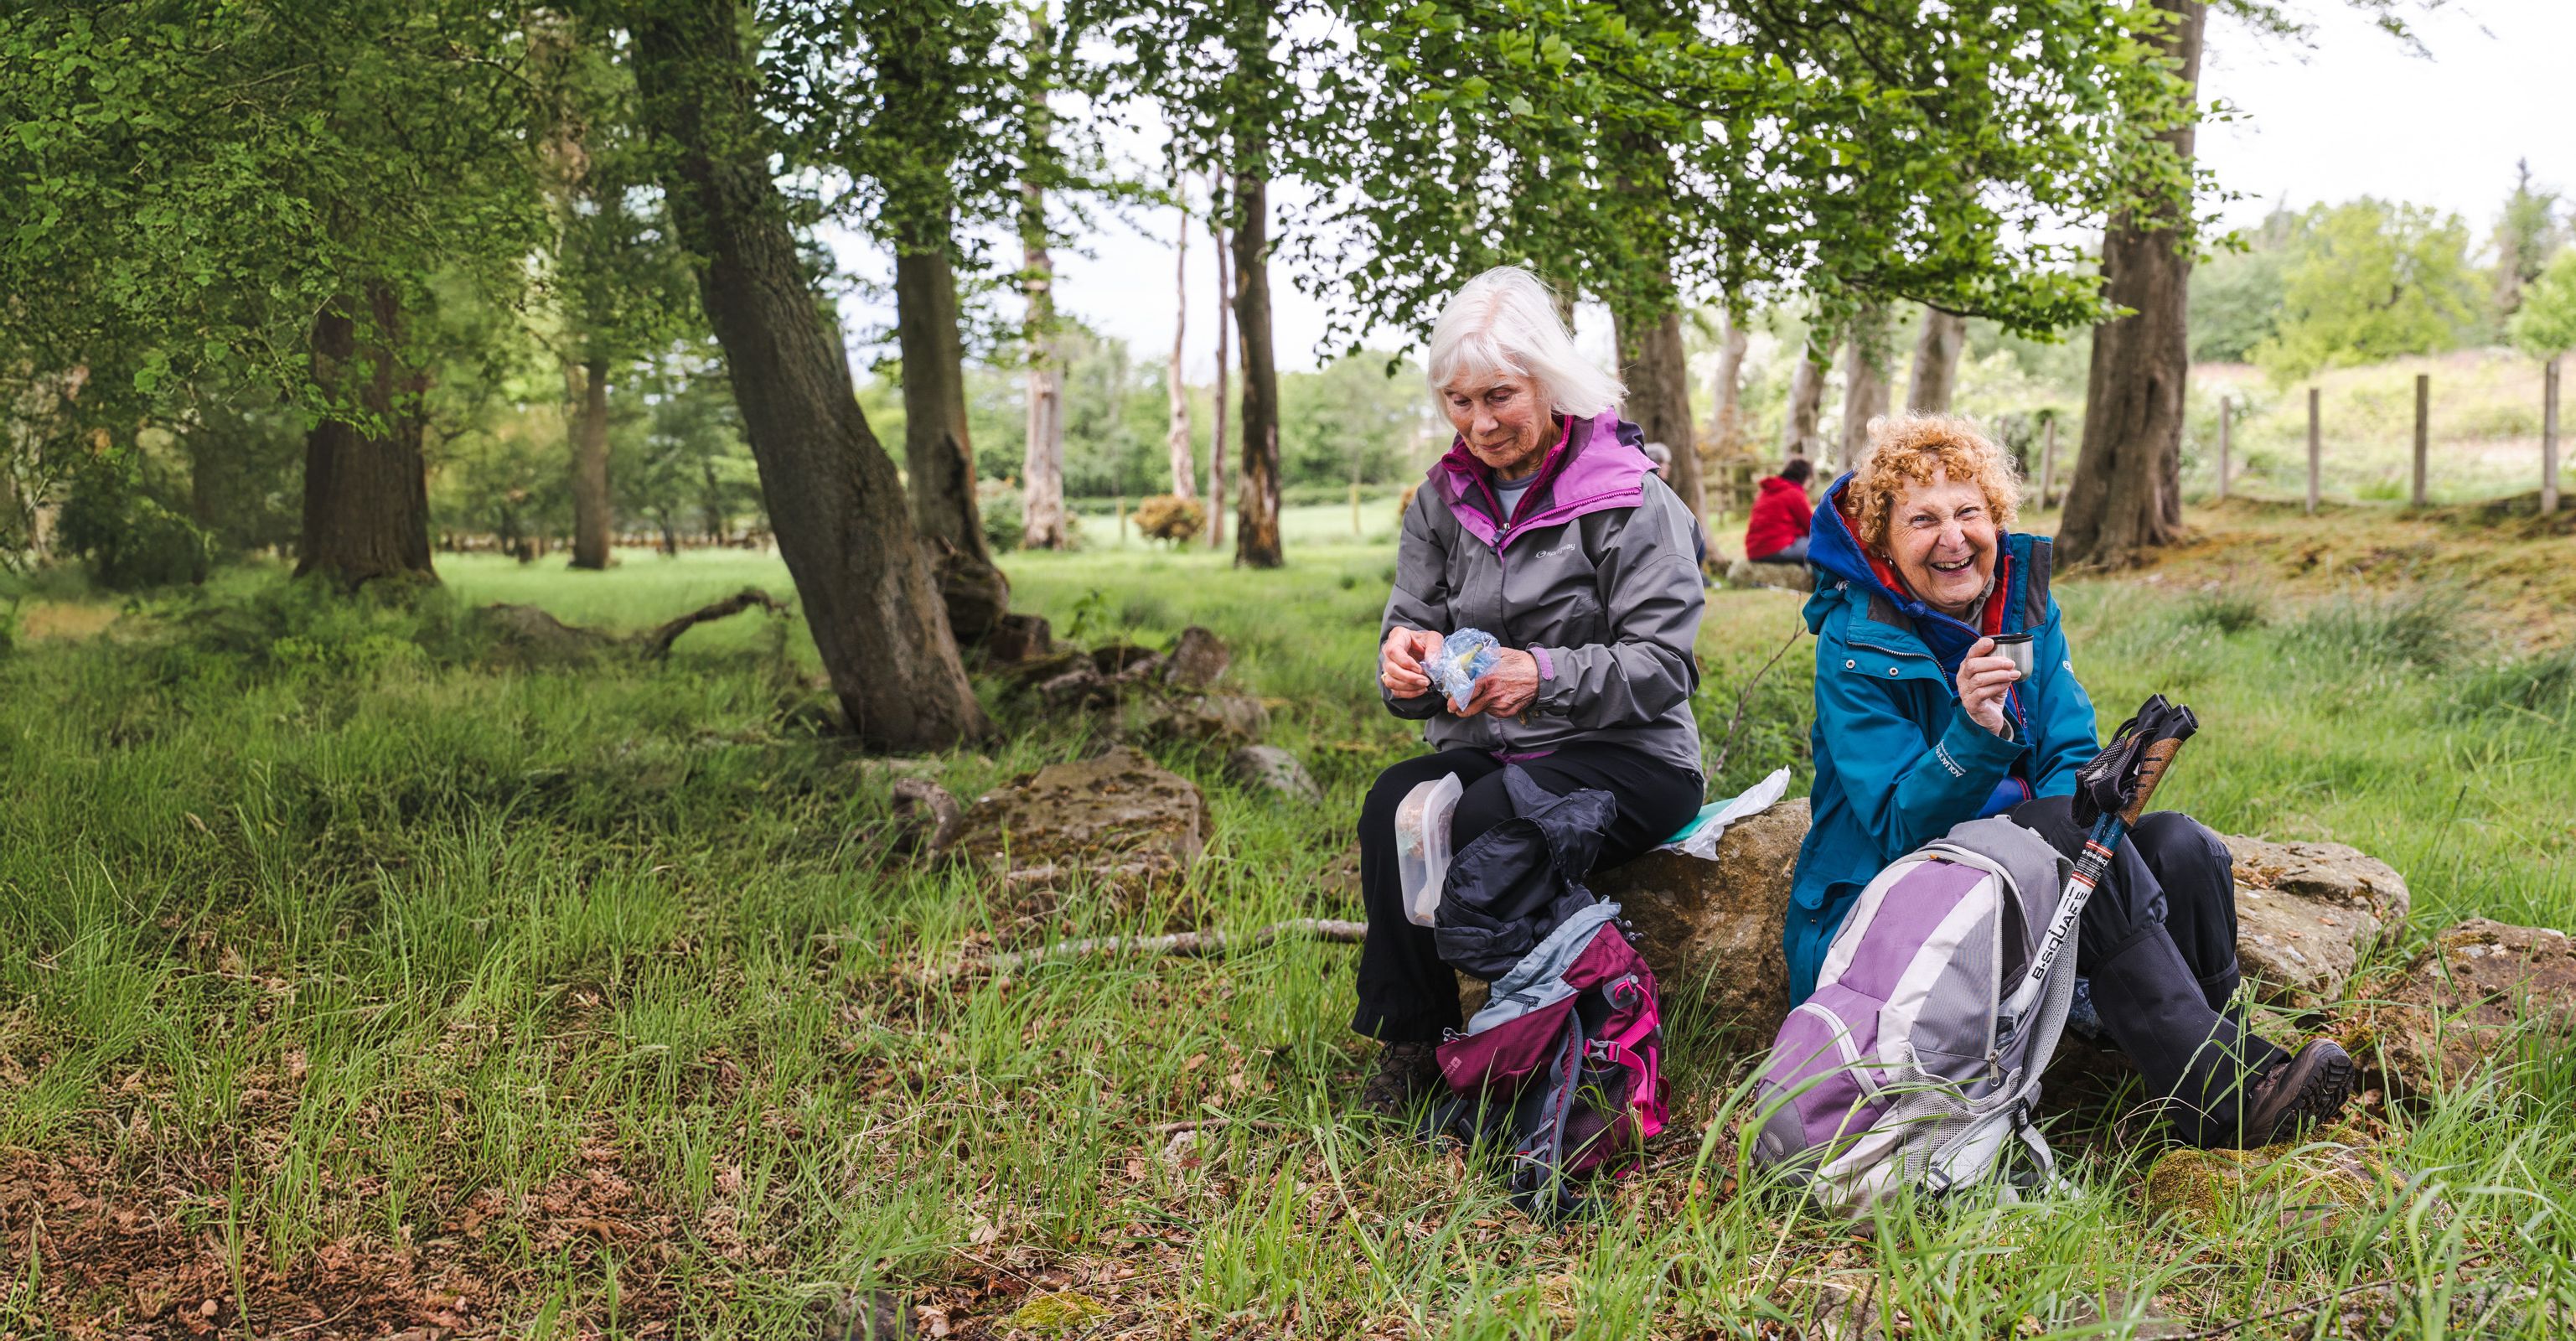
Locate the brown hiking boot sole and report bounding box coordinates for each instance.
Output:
[2243,1040,2355,1147]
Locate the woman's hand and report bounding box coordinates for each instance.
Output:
[1956,635,2019,737]
[1381,627,1443,697]
[1458,647,1540,719]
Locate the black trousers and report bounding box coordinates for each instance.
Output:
[2010,796,2289,1146]
[1352,744,1703,1043]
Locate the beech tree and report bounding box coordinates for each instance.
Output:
[0,2,551,587]
[628,0,988,748]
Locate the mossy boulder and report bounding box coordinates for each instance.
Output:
[2140,1126,2399,1235]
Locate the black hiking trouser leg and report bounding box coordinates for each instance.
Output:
[2009,796,2289,1147]
[1351,744,1703,1043]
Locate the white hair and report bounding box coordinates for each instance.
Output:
[1425,266,1625,419]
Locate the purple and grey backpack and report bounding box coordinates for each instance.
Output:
[1751,816,2077,1211]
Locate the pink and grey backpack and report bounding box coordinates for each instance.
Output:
[1429,903,1668,1219]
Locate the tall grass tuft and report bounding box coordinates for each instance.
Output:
[2283,588,2472,668]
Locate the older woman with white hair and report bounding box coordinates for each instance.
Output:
[1355,266,1707,1116]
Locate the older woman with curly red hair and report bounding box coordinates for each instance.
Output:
[1782,414,2352,1149]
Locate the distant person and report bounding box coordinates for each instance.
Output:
[1639,441,1710,572]
[1784,413,2352,1148]
[1744,456,1813,564]
[1358,266,1705,1116]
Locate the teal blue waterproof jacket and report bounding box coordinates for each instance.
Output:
[1782,474,2102,1004]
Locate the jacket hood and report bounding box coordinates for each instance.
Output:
[1803,471,2015,677]
[1430,412,1654,551]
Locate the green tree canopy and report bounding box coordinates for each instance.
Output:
[2252,198,2484,382]
[2508,250,2576,359]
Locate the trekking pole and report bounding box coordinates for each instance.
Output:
[2013,696,2198,1005]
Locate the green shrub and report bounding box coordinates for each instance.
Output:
[2446,650,2576,722]
[980,483,1023,553]
[1130,494,1205,546]
[56,481,212,592]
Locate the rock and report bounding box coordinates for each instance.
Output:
[1037,665,1113,711]
[1135,693,1269,748]
[983,613,1054,665]
[2233,885,2381,1010]
[876,778,963,857]
[1091,643,1161,677]
[1226,744,1319,803]
[1590,799,1810,1044]
[1723,557,1814,593]
[2359,918,2576,1097]
[952,746,1205,878]
[2139,1126,2399,1235]
[2222,835,2410,924]
[1161,625,1232,690]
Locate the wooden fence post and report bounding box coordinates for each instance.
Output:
[2306,388,2321,515]
[1350,480,1361,536]
[2411,373,2429,508]
[1116,494,1127,545]
[2217,396,2232,500]
[2038,417,2057,509]
[2547,356,2562,517]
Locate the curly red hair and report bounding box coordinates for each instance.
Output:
[1846,414,2022,551]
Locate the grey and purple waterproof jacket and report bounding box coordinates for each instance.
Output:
[1381,412,1706,779]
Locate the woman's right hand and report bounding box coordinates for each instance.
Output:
[1381,627,1443,697]
[1956,636,2019,737]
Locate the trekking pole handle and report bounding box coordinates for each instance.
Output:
[2117,737,2185,826]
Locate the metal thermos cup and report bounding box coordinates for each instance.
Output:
[1990,633,2035,678]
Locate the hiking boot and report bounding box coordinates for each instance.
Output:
[2234,1038,2355,1147]
[1358,1041,1441,1119]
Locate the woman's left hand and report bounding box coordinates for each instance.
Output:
[1457,647,1540,718]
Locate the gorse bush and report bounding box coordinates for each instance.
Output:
[1130,494,1206,546]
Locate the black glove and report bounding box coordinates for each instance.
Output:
[2071,695,2199,829]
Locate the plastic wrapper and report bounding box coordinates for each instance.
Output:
[1394,773,1463,927]
[1425,628,1502,712]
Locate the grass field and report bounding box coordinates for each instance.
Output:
[5,502,2576,1338]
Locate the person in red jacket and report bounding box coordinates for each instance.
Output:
[1744,456,1814,562]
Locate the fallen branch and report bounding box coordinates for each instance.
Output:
[990,918,1365,971]
[1708,620,1804,780]
[637,587,787,658]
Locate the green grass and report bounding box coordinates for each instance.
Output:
[3,526,2575,1336]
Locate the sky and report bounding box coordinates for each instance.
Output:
[831,0,2576,381]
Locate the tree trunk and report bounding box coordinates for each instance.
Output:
[893,243,1008,642]
[1206,174,1230,549]
[568,355,613,569]
[2058,0,2206,568]
[1016,13,1067,551]
[1166,203,1195,500]
[1709,308,1750,452]
[1613,290,1703,518]
[1906,308,1968,414]
[1837,309,1891,469]
[1231,169,1283,569]
[1782,336,1834,460]
[297,286,436,587]
[628,0,987,750]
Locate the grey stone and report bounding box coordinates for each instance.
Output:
[1590,798,1810,1046]
[983,612,1053,665]
[1162,625,1233,690]
[952,746,1205,878]
[1723,557,1815,593]
[2222,834,2410,924]
[2234,883,2382,1010]
[1226,744,1320,803]
[1134,692,1269,747]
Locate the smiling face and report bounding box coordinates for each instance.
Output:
[1441,371,1554,481]
[1885,470,1999,618]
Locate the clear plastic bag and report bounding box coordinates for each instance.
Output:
[1394,773,1464,927]
[1425,628,1502,712]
